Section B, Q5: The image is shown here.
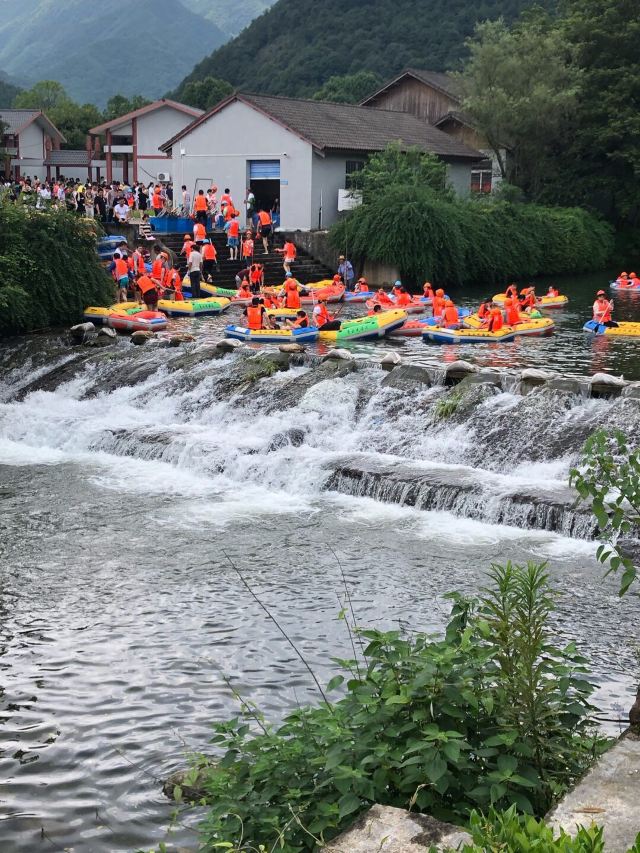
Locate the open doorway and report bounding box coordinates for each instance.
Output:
[250,178,280,225]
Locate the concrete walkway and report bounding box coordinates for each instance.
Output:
[547,732,640,852]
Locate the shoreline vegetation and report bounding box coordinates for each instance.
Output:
[0,200,111,337]
[155,563,613,853]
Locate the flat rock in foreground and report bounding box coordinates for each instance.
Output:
[322,804,471,852]
[547,732,640,852]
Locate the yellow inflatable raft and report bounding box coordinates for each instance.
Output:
[157,297,231,317]
[463,314,555,336]
[584,320,640,337]
[84,302,140,323]
[493,292,568,309]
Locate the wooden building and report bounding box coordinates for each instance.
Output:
[362,69,506,193]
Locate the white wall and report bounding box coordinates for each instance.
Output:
[16,122,45,178]
[447,161,472,197]
[170,99,314,230]
[135,107,195,183]
[311,152,361,229]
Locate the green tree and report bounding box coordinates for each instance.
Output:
[571,429,640,595]
[0,78,21,109]
[177,76,233,111]
[457,15,582,198]
[312,71,382,104]
[48,101,103,149]
[13,80,70,112]
[353,142,451,199]
[103,94,151,121]
[557,0,640,221]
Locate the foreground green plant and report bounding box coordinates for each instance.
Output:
[570,429,640,595]
[450,805,640,852]
[188,564,606,852]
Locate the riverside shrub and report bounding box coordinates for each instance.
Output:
[191,564,607,853]
[330,185,614,285]
[0,199,113,336]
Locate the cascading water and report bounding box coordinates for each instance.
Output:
[1,335,639,852]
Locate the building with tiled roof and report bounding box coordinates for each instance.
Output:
[0,109,65,180]
[160,92,483,231]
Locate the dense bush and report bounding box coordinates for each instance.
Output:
[0,200,113,336]
[181,564,606,853]
[330,184,614,286]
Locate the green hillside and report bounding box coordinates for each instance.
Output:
[0,0,226,107]
[181,0,275,38]
[176,0,553,99]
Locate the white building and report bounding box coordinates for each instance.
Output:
[89,99,203,186]
[160,92,483,231]
[1,109,65,180]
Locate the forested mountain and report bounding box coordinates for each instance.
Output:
[0,70,21,108]
[176,0,553,100]
[182,0,276,39]
[0,0,227,107]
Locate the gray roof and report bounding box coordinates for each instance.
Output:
[44,149,91,166]
[0,109,66,142]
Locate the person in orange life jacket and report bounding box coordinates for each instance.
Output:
[286,309,309,329]
[193,221,206,243]
[164,267,184,301]
[152,185,163,216]
[520,287,536,310]
[505,283,519,300]
[237,280,252,300]
[249,263,264,293]
[593,290,617,327]
[313,297,341,331]
[441,299,460,329]
[395,287,413,308]
[504,297,522,326]
[432,288,446,320]
[375,288,394,307]
[276,240,297,274]
[181,234,194,261]
[202,239,218,282]
[392,280,403,299]
[256,208,272,253]
[423,281,434,300]
[243,296,267,330]
[477,298,492,319]
[225,212,240,260]
[131,245,146,275]
[617,271,630,285]
[281,273,301,309]
[136,273,158,310]
[193,189,208,225]
[242,232,255,261]
[547,285,559,297]
[367,303,383,316]
[629,272,640,287]
[110,255,130,301]
[354,277,369,293]
[483,305,504,332]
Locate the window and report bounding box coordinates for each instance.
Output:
[345,160,365,189]
[471,169,493,194]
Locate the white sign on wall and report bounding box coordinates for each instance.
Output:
[338,189,363,212]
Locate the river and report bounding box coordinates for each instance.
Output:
[1,271,639,852]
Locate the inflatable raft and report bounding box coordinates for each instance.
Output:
[345,290,376,303]
[423,327,517,344]
[584,320,640,337]
[318,309,407,342]
[84,302,141,323]
[263,283,345,304]
[157,297,231,317]
[224,325,319,343]
[366,297,425,315]
[108,311,167,332]
[493,292,568,309]
[463,314,554,336]
[200,282,238,299]
[391,308,471,337]
[610,280,640,291]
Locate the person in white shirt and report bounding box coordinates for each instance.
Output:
[113,199,130,222]
[187,245,203,298]
[36,185,51,208]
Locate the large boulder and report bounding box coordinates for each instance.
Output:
[381,365,431,390]
[69,321,95,343]
[169,333,196,347]
[322,805,471,852]
[322,348,354,361]
[131,330,155,345]
[215,338,243,353]
[589,372,627,398]
[444,360,478,386]
[520,367,557,395]
[279,343,306,353]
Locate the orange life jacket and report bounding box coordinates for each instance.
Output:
[132,251,145,274]
[505,302,521,326]
[242,239,254,257]
[203,243,216,260]
[594,299,612,323]
[423,286,434,299]
[250,265,263,284]
[488,308,504,331]
[432,296,445,317]
[315,304,332,326]
[114,258,129,279]
[194,195,207,211]
[283,242,296,258]
[137,275,156,295]
[258,211,271,226]
[443,305,459,326]
[194,223,206,241]
[238,285,252,299]
[377,292,393,306]
[228,220,240,237]
[151,259,164,280]
[246,305,264,330]
[396,292,412,307]
[285,281,301,308]
[478,303,490,319]
[152,192,162,208]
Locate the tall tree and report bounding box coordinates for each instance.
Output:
[104,94,151,121]
[176,76,233,111]
[13,80,70,112]
[312,71,382,104]
[457,15,582,199]
[559,0,640,221]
